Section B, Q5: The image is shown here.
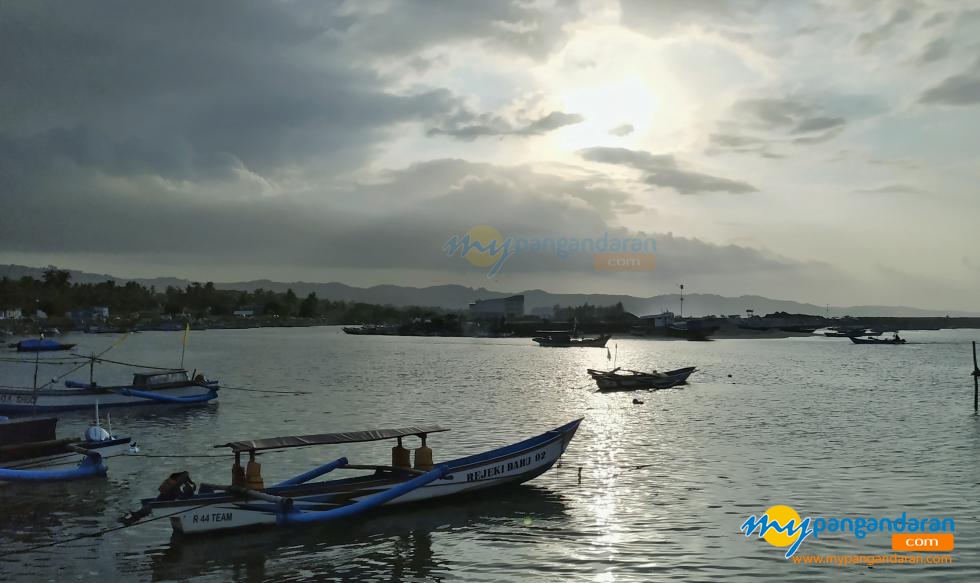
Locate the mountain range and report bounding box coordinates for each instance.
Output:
[1,264,975,317]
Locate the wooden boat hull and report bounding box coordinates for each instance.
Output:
[142,419,582,535]
[0,382,218,414]
[532,334,611,347]
[849,337,906,344]
[587,367,696,391]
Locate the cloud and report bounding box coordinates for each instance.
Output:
[919,58,980,105]
[427,110,583,140]
[918,38,951,64]
[710,93,886,157]
[579,147,757,194]
[855,7,914,53]
[609,124,635,136]
[852,183,924,195]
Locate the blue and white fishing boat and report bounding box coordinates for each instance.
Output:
[0,369,218,414]
[122,419,582,535]
[0,407,136,482]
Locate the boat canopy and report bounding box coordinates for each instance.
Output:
[218,425,450,453]
[132,370,190,386]
[535,331,572,337]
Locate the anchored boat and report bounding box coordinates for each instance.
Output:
[0,369,218,414]
[586,366,697,391]
[0,408,135,481]
[850,334,906,344]
[532,331,611,347]
[8,338,77,352]
[122,419,582,535]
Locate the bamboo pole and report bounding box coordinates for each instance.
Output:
[973,341,978,413]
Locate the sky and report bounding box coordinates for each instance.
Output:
[0,0,978,311]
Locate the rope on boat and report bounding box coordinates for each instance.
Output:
[5,501,220,557]
[74,355,179,371]
[216,385,310,395]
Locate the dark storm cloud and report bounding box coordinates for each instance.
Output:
[579,147,757,194]
[0,156,793,279]
[0,1,476,182]
[919,58,980,106]
[427,111,584,141]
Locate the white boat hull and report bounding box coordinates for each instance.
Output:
[145,421,579,535]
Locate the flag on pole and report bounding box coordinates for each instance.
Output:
[180,322,190,368]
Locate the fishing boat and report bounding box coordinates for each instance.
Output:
[850,334,906,345]
[532,331,611,347]
[0,369,218,414]
[342,324,400,335]
[121,419,582,535]
[586,366,697,391]
[0,408,135,481]
[8,338,77,352]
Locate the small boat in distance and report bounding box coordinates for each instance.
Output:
[532,331,611,347]
[587,366,697,391]
[342,324,400,335]
[0,369,219,414]
[8,338,76,352]
[121,419,583,535]
[850,334,906,345]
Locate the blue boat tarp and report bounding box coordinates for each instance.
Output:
[13,339,75,352]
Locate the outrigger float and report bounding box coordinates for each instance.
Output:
[0,369,218,414]
[122,419,582,535]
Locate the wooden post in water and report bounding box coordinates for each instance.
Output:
[973,341,979,413]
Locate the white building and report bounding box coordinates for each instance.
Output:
[233,309,255,318]
[469,295,524,319]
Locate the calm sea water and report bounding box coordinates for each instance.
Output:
[2,327,979,582]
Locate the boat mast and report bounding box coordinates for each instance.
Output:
[678,284,684,318]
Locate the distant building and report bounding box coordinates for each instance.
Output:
[36,309,48,320]
[0,308,22,320]
[639,311,674,329]
[233,309,255,318]
[68,307,110,324]
[469,295,524,319]
[530,306,554,319]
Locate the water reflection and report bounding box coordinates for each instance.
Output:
[135,486,568,582]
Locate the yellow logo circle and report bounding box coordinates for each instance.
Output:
[463,225,504,267]
[762,505,802,547]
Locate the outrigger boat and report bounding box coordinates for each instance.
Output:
[0,369,218,414]
[586,366,697,391]
[850,334,906,345]
[532,331,611,347]
[0,407,135,482]
[122,419,582,535]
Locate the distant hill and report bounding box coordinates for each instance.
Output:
[1,264,975,317]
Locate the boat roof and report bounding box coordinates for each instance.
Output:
[536,330,572,335]
[218,425,450,453]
